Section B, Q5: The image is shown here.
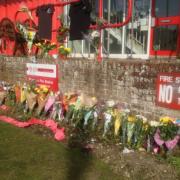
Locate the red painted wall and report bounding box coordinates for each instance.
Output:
[0,0,63,55]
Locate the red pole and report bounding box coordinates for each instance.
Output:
[90,0,133,30]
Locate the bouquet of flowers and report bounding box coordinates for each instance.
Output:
[89,30,100,55]
[127,114,136,145]
[16,23,36,54]
[35,40,56,57]
[25,82,38,112]
[14,84,21,103]
[0,90,7,105]
[58,45,71,59]
[153,116,179,152]
[159,116,178,141]
[35,85,49,115]
[113,108,122,136]
[133,115,149,149]
[57,26,69,43]
[57,14,69,43]
[26,91,37,112]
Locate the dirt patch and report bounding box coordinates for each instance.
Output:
[92,142,179,180]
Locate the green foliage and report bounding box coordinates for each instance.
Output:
[159,122,179,141]
[5,89,16,106]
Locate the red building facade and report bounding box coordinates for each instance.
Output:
[0,0,63,55]
[0,0,180,59]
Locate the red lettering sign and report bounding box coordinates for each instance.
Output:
[156,73,180,110]
[26,63,59,92]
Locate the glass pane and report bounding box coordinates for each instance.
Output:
[155,0,180,17]
[103,0,125,55]
[91,0,99,22]
[155,0,168,17]
[168,0,180,16]
[104,29,122,54]
[68,40,82,53]
[83,36,96,54]
[125,0,150,54]
[103,0,124,23]
[153,25,178,50]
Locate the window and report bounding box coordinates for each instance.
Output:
[153,25,178,50]
[155,0,180,17]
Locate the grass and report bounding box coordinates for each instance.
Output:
[168,156,180,169]
[167,155,180,177]
[0,121,119,180]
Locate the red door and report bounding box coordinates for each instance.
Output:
[150,0,180,57]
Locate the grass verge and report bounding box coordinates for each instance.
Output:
[0,121,119,180]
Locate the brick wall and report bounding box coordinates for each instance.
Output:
[0,56,180,119]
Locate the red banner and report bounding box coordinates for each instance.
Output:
[156,73,180,110]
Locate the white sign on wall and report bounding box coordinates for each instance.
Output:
[26,63,58,91]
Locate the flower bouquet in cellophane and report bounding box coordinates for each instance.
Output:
[0,89,7,105]
[13,83,27,104]
[57,14,69,44]
[16,23,36,55]
[25,82,37,112]
[153,116,179,154]
[35,85,49,115]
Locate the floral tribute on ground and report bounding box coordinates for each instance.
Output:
[0,81,179,154]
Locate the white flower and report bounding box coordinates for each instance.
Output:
[149,121,160,127]
[91,31,100,38]
[136,115,148,123]
[106,100,115,108]
[124,108,130,114]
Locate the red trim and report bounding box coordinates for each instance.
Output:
[150,0,180,57]
[155,16,180,26]
[37,68,54,73]
[151,50,177,56]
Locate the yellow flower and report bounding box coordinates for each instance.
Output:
[43,87,49,93]
[143,123,149,131]
[35,43,41,47]
[28,87,31,91]
[39,85,49,93]
[128,115,136,122]
[160,116,174,124]
[65,47,71,53]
